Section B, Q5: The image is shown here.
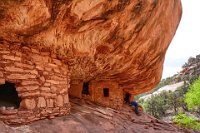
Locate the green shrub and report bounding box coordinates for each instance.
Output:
[174,113,200,131]
[185,77,200,110]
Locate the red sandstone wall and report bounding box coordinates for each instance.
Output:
[0,43,70,124]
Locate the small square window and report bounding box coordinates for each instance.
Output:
[103,88,109,97]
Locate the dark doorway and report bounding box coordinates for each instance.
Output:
[103,88,109,97]
[124,92,130,104]
[82,82,89,95]
[0,82,21,108]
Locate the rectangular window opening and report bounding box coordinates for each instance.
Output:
[124,92,130,104]
[82,82,89,95]
[103,88,109,97]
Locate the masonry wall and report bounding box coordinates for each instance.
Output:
[69,80,123,109]
[0,43,70,124]
[90,81,123,109]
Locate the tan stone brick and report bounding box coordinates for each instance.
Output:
[0,78,5,84]
[47,99,54,108]
[41,52,50,56]
[51,86,57,93]
[42,56,49,63]
[14,51,22,57]
[25,70,38,75]
[41,92,56,98]
[0,109,18,115]
[60,88,67,93]
[19,92,40,98]
[51,75,64,81]
[37,97,46,108]
[2,55,21,61]
[44,82,51,87]
[40,76,45,83]
[0,50,10,54]
[48,63,58,68]
[21,80,40,85]
[32,54,49,63]
[45,67,52,72]
[22,46,31,51]
[52,59,62,66]
[53,68,60,73]
[14,62,34,69]
[20,99,36,110]
[40,87,50,92]
[59,81,68,85]
[25,85,39,91]
[63,95,69,104]
[60,67,68,75]
[0,71,3,77]
[31,48,40,54]
[43,71,49,75]
[56,95,63,107]
[4,66,24,72]
[7,74,37,79]
[36,65,44,71]
[0,44,9,49]
[46,80,59,84]
[31,54,42,62]
[16,87,26,92]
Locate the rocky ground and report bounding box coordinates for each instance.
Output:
[0,98,196,133]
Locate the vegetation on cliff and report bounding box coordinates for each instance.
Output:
[174,78,200,131]
[174,113,200,131]
[139,54,200,131]
[185,77,200,111]
[140,86,185,119]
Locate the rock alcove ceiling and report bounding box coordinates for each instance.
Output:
[0,0,182,95]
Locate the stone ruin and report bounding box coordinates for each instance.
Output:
[69,80,135,109]
[0,43,135,124]
[0,44,70,124]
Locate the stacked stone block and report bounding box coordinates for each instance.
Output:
[0,43,70,124]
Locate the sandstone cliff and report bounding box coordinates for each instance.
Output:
[0,0,182,94]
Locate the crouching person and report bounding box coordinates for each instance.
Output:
[130,100,142,116]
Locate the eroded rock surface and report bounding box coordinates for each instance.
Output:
[0,98,193,133]
[0,0,182,94]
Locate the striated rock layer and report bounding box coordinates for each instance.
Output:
[0,0,182,94]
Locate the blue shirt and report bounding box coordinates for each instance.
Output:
[130,101,138,107]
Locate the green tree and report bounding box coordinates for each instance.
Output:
[143,91,171,118]
[168,91,177,114]
[185,77,200,111]
[174,113,200,131]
